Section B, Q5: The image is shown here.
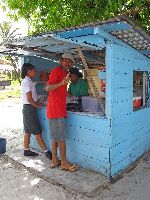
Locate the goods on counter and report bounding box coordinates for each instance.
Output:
[133,96,142,109]
[82,96,102,113]
[40,71,49,81]
[100,80,106,93]
[66,96,83,112]
[66,96,102,113]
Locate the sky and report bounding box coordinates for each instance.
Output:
[0,1,28,37]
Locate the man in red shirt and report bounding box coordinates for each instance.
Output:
[46,53,78,172]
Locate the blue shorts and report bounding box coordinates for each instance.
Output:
[48,118,66,142]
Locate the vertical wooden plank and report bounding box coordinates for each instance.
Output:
[105,43,113,120]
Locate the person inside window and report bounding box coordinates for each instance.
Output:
[68,67,88,97]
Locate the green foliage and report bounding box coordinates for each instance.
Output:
[1,0,150,34]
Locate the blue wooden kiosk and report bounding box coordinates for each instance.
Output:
[2,16,150,178]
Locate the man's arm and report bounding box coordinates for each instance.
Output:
[46,74,70,92]
[46,82,63,92]
[27,92,40,108]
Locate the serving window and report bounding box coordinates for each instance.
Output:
[66,49,106,116]
[133,71,149,111]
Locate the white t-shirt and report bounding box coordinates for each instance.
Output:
[21,76,38,105]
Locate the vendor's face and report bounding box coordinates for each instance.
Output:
[27,68,36,78]
[61,58,73,71]
[70,74,78,82]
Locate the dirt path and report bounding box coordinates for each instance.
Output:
[0,98,150,200]
[0,155,82,200]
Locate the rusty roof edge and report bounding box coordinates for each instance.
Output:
[119,16,150,42]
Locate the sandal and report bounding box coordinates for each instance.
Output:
[50,160,61,168]
[59,164,79,172]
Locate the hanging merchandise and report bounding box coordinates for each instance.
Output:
[100,80,106,93]
[98,65,106,93]
[98,65,106,71]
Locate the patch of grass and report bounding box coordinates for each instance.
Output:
[11,80,21,85]
[0,83,21,101]
[0,89,21,100]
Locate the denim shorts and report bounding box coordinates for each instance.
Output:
[48,118,66,142]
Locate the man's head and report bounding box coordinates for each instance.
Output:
[69,67,83,83]
[60,53,75,71]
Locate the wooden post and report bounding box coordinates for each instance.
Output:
[77,46,105,114]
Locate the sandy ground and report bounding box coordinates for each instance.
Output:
[0,98,23,153]
[0,98,150,200]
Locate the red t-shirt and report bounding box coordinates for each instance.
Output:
[46,66,67,119]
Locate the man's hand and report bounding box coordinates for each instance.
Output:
[61,74,70,85]
[46,73,70,92]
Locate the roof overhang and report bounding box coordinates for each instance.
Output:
[0,16,149,61]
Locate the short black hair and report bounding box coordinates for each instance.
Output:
[69,67,83,78]
[69,67,79,74]
[21,63,35,79]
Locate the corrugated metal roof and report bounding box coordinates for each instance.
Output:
[0,16,149,59]
[111,29,149,50]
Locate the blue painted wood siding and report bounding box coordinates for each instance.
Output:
[30,108,112,176]
[109,43,150,177]
[27,56,112,176]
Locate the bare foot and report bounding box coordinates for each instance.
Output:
[50,159,61,168]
